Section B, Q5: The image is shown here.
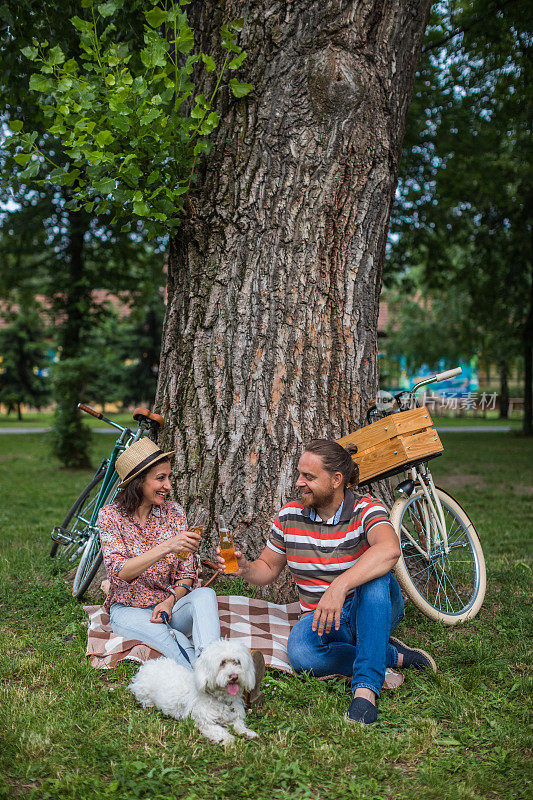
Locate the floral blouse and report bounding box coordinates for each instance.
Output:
[98,500,199,612]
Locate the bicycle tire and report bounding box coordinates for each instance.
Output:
[50,467,106,560]
[390,487,486,625]
[71,477,120,599]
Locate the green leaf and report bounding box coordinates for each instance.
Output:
[98,1,117,18]
[8,120,23,133]
[109,115,130,133]
[139,108,160,126]
[228,51,246,70]
[175,26,194,55]
[133,200,150,216]
[70,16,93,34]
[20,160,41,179]
[29,73,53,92]
[21,46,38,61]
[63,58,79,74]
[13,153,31,165]
[229,18,244,32]
[229,78,253,98]
[48,45,65,66]
[145,7,167,28]
[140,37,167,69]
[200,53,216,72]
[94,177,116,194]
[435,737,461,746]
[147,170,160,185]
[199,111,220,135]
[95,130,114,147]
[193,139,212,156]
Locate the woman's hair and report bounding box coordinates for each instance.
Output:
[303,439,359,488]
[114,458,171,517]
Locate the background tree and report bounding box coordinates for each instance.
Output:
[119,295,165,408]
[387,0,532,431]
[155,0,432,599]
[0,299,50,419]
[1,0,251,466]
[0,0,166,466]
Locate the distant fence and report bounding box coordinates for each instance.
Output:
[376,391,524,417]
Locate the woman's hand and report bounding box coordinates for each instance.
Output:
[166,530,202,556]
[215,546,250,578]
[150,595,175,623]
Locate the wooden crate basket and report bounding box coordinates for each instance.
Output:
[336,406,443,485]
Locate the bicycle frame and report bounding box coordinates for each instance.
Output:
[51,420,146,548]
[398,464,449,559]
[388,368,465,559]
[81,422,150,527]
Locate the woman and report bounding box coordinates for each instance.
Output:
[98,438,221,668]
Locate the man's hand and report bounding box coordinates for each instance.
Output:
[150,595,175,623]
[312,582,348,636]
[215,546,251,578]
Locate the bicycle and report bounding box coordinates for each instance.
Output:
[50,404,165,599]
[361,368,486,625]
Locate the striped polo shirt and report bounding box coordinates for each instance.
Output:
[266,490,392,613]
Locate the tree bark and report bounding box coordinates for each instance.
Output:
[157,0,431,601]
[52,207,93,468]
[498,356,509,420]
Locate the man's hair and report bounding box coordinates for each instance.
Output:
[303,439,359,488]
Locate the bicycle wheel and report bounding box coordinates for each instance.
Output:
[71,477,120,599]
[390,487,486,625]
[50,467,106,561]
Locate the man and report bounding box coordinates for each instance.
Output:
[217,439,436,725]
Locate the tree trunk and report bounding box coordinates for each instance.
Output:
[157,0,431,601]
[499,356,509,420]
[52,207,92,468]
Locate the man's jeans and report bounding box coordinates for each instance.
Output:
[110,586,221,669]
[287,573,405,696]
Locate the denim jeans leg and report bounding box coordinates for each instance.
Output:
[350,573,396,697]
[287,604,357,678]
[170,587,221,658]
[110,603,194,668]
[386,573,406,668]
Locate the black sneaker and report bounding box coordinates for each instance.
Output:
[389,636,437,673]
[345,697,377,725]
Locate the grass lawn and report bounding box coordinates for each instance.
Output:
[0,411,133,429]
[0,432,531,800]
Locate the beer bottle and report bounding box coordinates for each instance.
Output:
[218,515,239,574]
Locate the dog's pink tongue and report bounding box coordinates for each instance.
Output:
[227,683,239,696]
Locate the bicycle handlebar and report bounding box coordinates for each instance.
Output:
[435,367,462,382]
[411,366,462,396]
[77,403,126,432]
[78,403,103,419]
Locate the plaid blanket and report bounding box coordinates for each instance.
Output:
[84,596,403,689]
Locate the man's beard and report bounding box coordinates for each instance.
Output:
[299,486,336,510]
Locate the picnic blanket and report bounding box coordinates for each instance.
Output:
[84,596,404,689]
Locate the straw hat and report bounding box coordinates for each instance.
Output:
[116,438,175,489]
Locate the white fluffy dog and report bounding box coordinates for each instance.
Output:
[129,638,258,745]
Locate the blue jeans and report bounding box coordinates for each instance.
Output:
[110,586,221,670]
[286,573,405,696]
